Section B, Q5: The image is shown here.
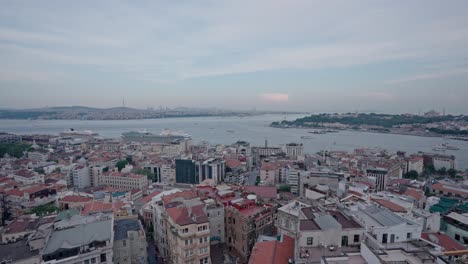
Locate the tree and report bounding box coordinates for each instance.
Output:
[134,168,155,181]
[255,176,261,186]
[404,170,419,180]
[34,168,45,174]
[278,184,291,192]
[28,203,59,216]
[0,143,31,158]
[438,167,447,175]
[424,164,436,174]
[447,168,457,178]
[116,160,128,172]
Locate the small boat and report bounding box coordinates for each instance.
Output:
[432,145,446,151]
[442,143,459,150]
[301,136,314,139]
[226,130,235,133]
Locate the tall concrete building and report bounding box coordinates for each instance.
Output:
[175,159,199,184]
[113,219,148,264]
[198,158,225,183]
[283,143,304,159]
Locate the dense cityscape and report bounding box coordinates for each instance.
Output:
[2,1,468,264]
[0,128,467,264]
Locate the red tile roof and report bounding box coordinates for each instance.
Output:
[161,190,198,204]
[61,195,93,203]
[404,188,425,200]
[5,188,24,197]
[431,183,468,196]
[81,200,125,215]
[225,158,242,168]
[136,191,161,205]
[12,169,37,178]
[249,235,295,264]
[372,198,407,213]
[422,232,466,252]
[166,204,208,226]
[261,162,277,171]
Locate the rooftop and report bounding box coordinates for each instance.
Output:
[243,186,277,199]
[43,217,113,255]
[166,204,208,226]
[421,232,467,251]
[114,219,142,241]
[372,198,407,213]
[248,235,295,264]
[0,239,39,263]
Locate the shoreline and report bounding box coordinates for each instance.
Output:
[270,125,468,142]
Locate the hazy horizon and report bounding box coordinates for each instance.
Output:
[1,1,468,114]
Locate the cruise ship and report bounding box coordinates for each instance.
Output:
[60,129,99,138]
[121,129,191,143]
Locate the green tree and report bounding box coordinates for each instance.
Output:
[134,168,155,181]
[447,168,457,178]
[404,170,419,180]
[34,168,45,174]
[438,167,447,175]
[278,184,291,192]
[0,143,31,158]
[116,160,128,172]
[255,176,261,186]
[28,204,59,216]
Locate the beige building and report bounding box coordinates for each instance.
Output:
[113,219,148,264]
[99,171,147,191]
[166,204,211,264]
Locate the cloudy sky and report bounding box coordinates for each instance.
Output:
[1,0,468,113]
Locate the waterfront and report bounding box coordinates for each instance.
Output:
[1,114,467,169]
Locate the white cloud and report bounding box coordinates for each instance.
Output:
[259,93,289,103]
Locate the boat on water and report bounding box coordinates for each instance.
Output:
[122,129,191,143]
[226,130,235,133]
[442,143,459,150]
[433,144,446,151]
[308,130,326,134]
[60,128,99,138]
[301,136,314,139]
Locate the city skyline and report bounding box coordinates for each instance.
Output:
[1,1,468,113]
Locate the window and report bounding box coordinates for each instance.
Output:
[199,257,209,264]
[307,237,313,245]
[353,235,360,243]
[122,240,126,247]
[341,236,348,246]
[455,234,460,241]
[407,233,412,239]
[100,253,107,262]
[91,258,96,264]
[84,260,90,264]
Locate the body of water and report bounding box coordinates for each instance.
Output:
[1,114,467,169]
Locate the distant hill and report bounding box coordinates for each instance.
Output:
[0,106,303,120]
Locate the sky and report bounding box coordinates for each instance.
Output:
[1,1,468,114]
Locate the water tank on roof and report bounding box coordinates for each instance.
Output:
[247,194,257,202]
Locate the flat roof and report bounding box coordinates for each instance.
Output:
[43,218,112,255]
[362,205,405,227]
[114,219,142,241]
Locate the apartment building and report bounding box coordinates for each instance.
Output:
[99,171,147,191]
[283,143,304,159]
[72,164,91,189]
[42,213,114,264]
[8,169,44,185]
[113,219,148,264]
[225,198,275,263]
[166,204,211,264]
